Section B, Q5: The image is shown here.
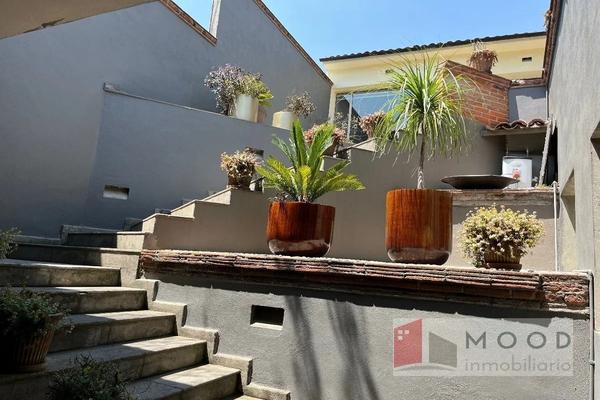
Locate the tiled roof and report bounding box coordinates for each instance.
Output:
[321,31,546,62]
[487,119,548,131]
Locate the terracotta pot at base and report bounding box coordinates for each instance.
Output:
[267,202,335,257]
[483,252,522,271]
[0,314,62,373]
[386,189,452,265]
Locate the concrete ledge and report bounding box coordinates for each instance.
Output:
[179,326,220,356]
[140,250,589,314]
[448,188,554,206]
[212,353,253,386]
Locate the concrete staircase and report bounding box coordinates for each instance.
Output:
[0,247,288,399]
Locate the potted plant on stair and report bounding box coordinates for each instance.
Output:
[460,206,544,270]
[273,91,316,130]
[0,289,65,372]
[304,122,346,156]
[220,150,258,190]
[204,65,273,122]
[233,73,273,122]
[257,120,364,256]
[373,55,470,264]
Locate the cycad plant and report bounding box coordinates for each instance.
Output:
[257,120,364,202]
[374,55,470,189]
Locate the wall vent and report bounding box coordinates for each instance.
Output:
[103,185,130,200]
[522,57,533,63]
[250,305,284,330]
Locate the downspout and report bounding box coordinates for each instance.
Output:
[553,180,559,272]
[588,272,595,400]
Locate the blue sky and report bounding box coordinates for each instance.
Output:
[176,0,549,61]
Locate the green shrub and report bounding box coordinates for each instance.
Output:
[460,205,544,267]
[257,120,364,202]
[48,356,133,400]
[0,228,19,259]
[0,289,65,339]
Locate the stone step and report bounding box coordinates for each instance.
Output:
[11,243,141,284]
[51,310,176,352]
[127,364,239,400]
[0,336,206,400]
[64,232,147,250]
[222,396,262,400]
[12,242,140,267]
[8,286,147,314]
[0,259,121,287]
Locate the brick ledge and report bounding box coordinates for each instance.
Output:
[139,250,589,315]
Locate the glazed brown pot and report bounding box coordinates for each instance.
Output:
[0,314,62,373]
[267,202,335,257]
[386,189,452,265]
[227,174,252,190]
[483,252,522,271]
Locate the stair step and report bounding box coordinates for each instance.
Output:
[222,396,262,400]
[7,286,147,313]
[0,259,121,287]
[64,232,146,250]
[12,243,140,267]
[51,310,176,352]
[127,364,239,400]
[0,336,206,400]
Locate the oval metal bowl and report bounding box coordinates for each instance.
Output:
[441,175,518,190]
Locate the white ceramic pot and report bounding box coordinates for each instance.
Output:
[272,111,297,131]
[232,94,259,122]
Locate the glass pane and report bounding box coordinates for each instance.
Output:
[349,91,396,143]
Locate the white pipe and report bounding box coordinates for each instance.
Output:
[553,181,559,272]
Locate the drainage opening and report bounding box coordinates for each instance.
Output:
[103,185,130,200]
[250,305,284,330]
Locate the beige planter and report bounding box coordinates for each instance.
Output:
[272,111,297,130]
[232,94,259,122]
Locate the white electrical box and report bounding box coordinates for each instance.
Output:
[502,156,533,188]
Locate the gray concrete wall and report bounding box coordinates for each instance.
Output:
[147,273,590,400]
[80,89,288,229]
[508,85,547,122]
[0,0,331,236]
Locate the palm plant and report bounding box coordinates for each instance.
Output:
[374,55,470,189]
[257,120,364,202]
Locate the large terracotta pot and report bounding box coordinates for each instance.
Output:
[267,202,335,257]
[386,189,452,264]
[0,314,62,373]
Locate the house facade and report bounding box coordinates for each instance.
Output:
[0,0,332,237]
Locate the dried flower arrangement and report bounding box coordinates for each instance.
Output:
[204,65,272,114]
[468,41,498,73]
[359,111,386,138]
[220,150,259,189]
[285,92,316,118]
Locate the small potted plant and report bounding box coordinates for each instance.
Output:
[0,289,65,372]
[0,228,19,259]
[358,111,386,138]
[204,65,273,122]
[373,55,471,264]
[273,91,316,130]
[48,356,132,400]
[234,73,273,122]
[257,120,364,257]
[220,150,258,190]
[468,41,498,73]
[304,122,346,156]
[460,206,544,270]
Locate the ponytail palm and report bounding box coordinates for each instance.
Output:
[374,55,470,189]
[257,120,364,202]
